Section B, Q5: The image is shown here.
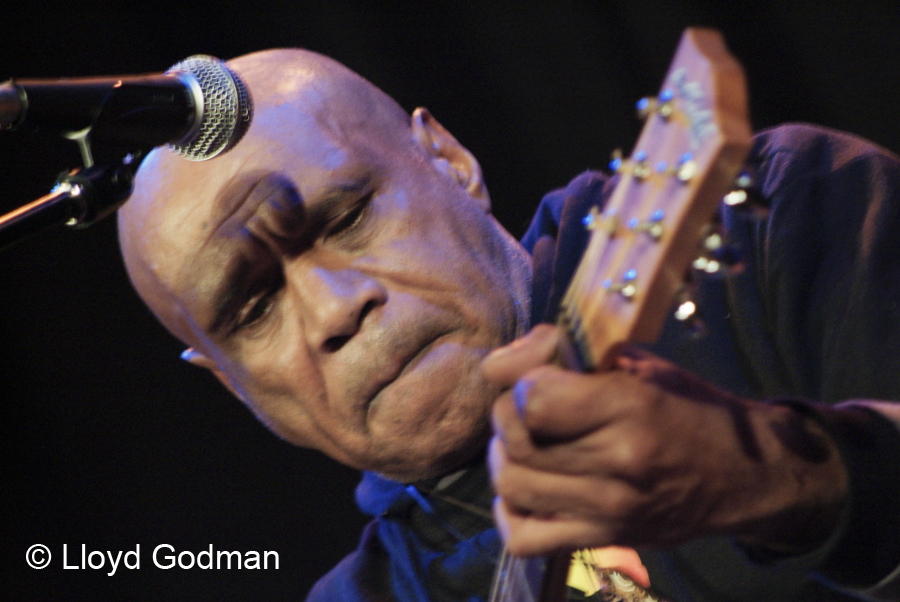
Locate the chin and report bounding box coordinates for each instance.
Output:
[373,423,492,483]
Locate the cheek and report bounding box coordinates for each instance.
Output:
[225,315,327,447]
[366,340,496,451]
[377,197,519,336]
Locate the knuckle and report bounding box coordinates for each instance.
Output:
[519,365,567,421]
[601,488,638,523]
[491,462,520,499]
[496,479,530,510]
[505,443,536,464]
[608,437,656,478]
[489,438,539,488]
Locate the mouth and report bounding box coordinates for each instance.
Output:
[365,330,446,414]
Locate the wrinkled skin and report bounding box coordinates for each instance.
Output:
[119,49,532,482]
[484,325,848,557]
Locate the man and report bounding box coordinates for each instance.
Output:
[118,48,900,601]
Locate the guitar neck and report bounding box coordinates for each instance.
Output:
[489,27,751,602]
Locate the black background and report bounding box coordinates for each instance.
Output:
[3,1,900,600]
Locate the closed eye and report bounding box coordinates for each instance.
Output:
[233,274,284,334]
[324,192,374,242]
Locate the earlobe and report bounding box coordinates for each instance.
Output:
[411,107,491,212]
[180,347,247,402]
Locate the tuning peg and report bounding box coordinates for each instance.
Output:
[602,268,638,300]
[653,152,696,183]
[609,149,652,180]
[632,150,651,180]
[636,89,675,120]
[692,224,744,276]
[723,170,770,217]
[675,152,697,182]
[692,227,725,275]
[673,283,707,340]
[735,170,753,189]
[692,255,722,274]
[582,206,620,234]
[626,208,665,241]
[609,149,624,173]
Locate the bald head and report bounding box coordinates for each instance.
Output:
[120,49,412,349]
[116,47,527,480]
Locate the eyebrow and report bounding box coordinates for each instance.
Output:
[203,175,372,337]
[202,173,295,337]
[318,179,370,203]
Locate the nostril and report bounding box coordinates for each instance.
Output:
[359,299,378,325]
[323,334,351,353]
[319,294,383,353]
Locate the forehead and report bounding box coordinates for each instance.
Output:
[125,91,402,335]
[143,95,388,240]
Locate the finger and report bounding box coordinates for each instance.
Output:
[482,324,560,387]
[493,494,614,554]
[493,499,652,589]
[586,546,651,590]
[493,391,624,477]
[492,369,667,481]
[489,434,639,519]
[515,365,648,440]
[490,394,539,463]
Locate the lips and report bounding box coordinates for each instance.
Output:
[365,329,445,413]
[326,293,467,426]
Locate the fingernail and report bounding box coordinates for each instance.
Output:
[180,347,199,362]
[513,379,532,418]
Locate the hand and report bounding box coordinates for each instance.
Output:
[483,324,848,558]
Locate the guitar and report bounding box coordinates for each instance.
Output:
[488,27,752,602]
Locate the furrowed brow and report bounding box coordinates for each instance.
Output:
[208,256,254,336]
[197,173,296,336]
[201,175,371,336]
[319,179,369,202]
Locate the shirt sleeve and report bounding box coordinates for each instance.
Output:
[723,124,900,595]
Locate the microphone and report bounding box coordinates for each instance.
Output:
[0,55,253,161]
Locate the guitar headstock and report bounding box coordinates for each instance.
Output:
[560,28,752,371]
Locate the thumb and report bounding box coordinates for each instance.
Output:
[482,324,561,387]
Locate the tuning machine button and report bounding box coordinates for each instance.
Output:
[673,285,707,340]
[602,268,638,300]
[724,170,770,217]
[626,209,665,241]
[582,206,619,235]
[636,89,675,120]
[692,224,743,276]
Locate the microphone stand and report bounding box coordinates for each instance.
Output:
[0,155,137,251]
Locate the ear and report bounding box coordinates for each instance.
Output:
[181,347,247,402]
[411,107,490,212]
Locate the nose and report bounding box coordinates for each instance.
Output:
[290,263,387,353]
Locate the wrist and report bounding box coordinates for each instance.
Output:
[730,399,848,555]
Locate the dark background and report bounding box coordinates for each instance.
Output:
[3,1,900,600]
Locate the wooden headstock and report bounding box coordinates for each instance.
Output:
[559,28,751,372]
[490,27,752,602]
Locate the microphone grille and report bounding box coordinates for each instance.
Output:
[166,55,253,161]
